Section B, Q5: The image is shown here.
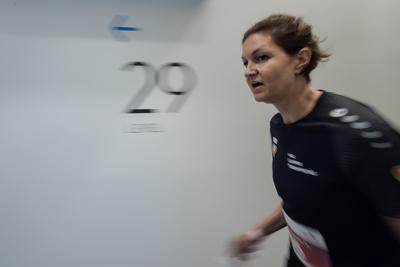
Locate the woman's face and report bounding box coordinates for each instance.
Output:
[241,32,298,103]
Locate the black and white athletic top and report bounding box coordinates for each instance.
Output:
[270,91,400,267]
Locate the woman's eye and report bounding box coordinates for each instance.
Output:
[257,55,269,62]
[242,61,248,67]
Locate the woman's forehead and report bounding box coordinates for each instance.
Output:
[242,33,279,56]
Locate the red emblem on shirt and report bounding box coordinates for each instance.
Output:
[272,144,278,157]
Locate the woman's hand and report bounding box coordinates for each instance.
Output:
[229,229,264,261]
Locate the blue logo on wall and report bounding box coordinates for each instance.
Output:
[109,15,141,42]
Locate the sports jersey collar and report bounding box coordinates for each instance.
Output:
[271,90,328,126]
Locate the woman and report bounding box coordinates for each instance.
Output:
[230,14,400,267]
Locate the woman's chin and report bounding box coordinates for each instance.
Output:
[253,93,268,102]
[254,94,275,104]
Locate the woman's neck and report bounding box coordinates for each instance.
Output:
[274,80,322,124]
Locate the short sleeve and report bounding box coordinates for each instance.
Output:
[336,122,400,217]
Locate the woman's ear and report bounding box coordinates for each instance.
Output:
[294,47,312,74]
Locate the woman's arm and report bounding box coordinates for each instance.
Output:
[251,201,287,238]
[230,201,287,260]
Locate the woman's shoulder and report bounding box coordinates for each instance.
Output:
[319,91,400,152]
[320,91,397,134]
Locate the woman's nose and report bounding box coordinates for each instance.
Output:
[244,62,257,76]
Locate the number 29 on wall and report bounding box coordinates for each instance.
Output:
[122,61,196,113]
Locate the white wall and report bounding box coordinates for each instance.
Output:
[0,1,399,267]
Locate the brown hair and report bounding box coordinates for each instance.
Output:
[242,14,330,82]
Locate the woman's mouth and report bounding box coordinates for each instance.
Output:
[251,81,264,91]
